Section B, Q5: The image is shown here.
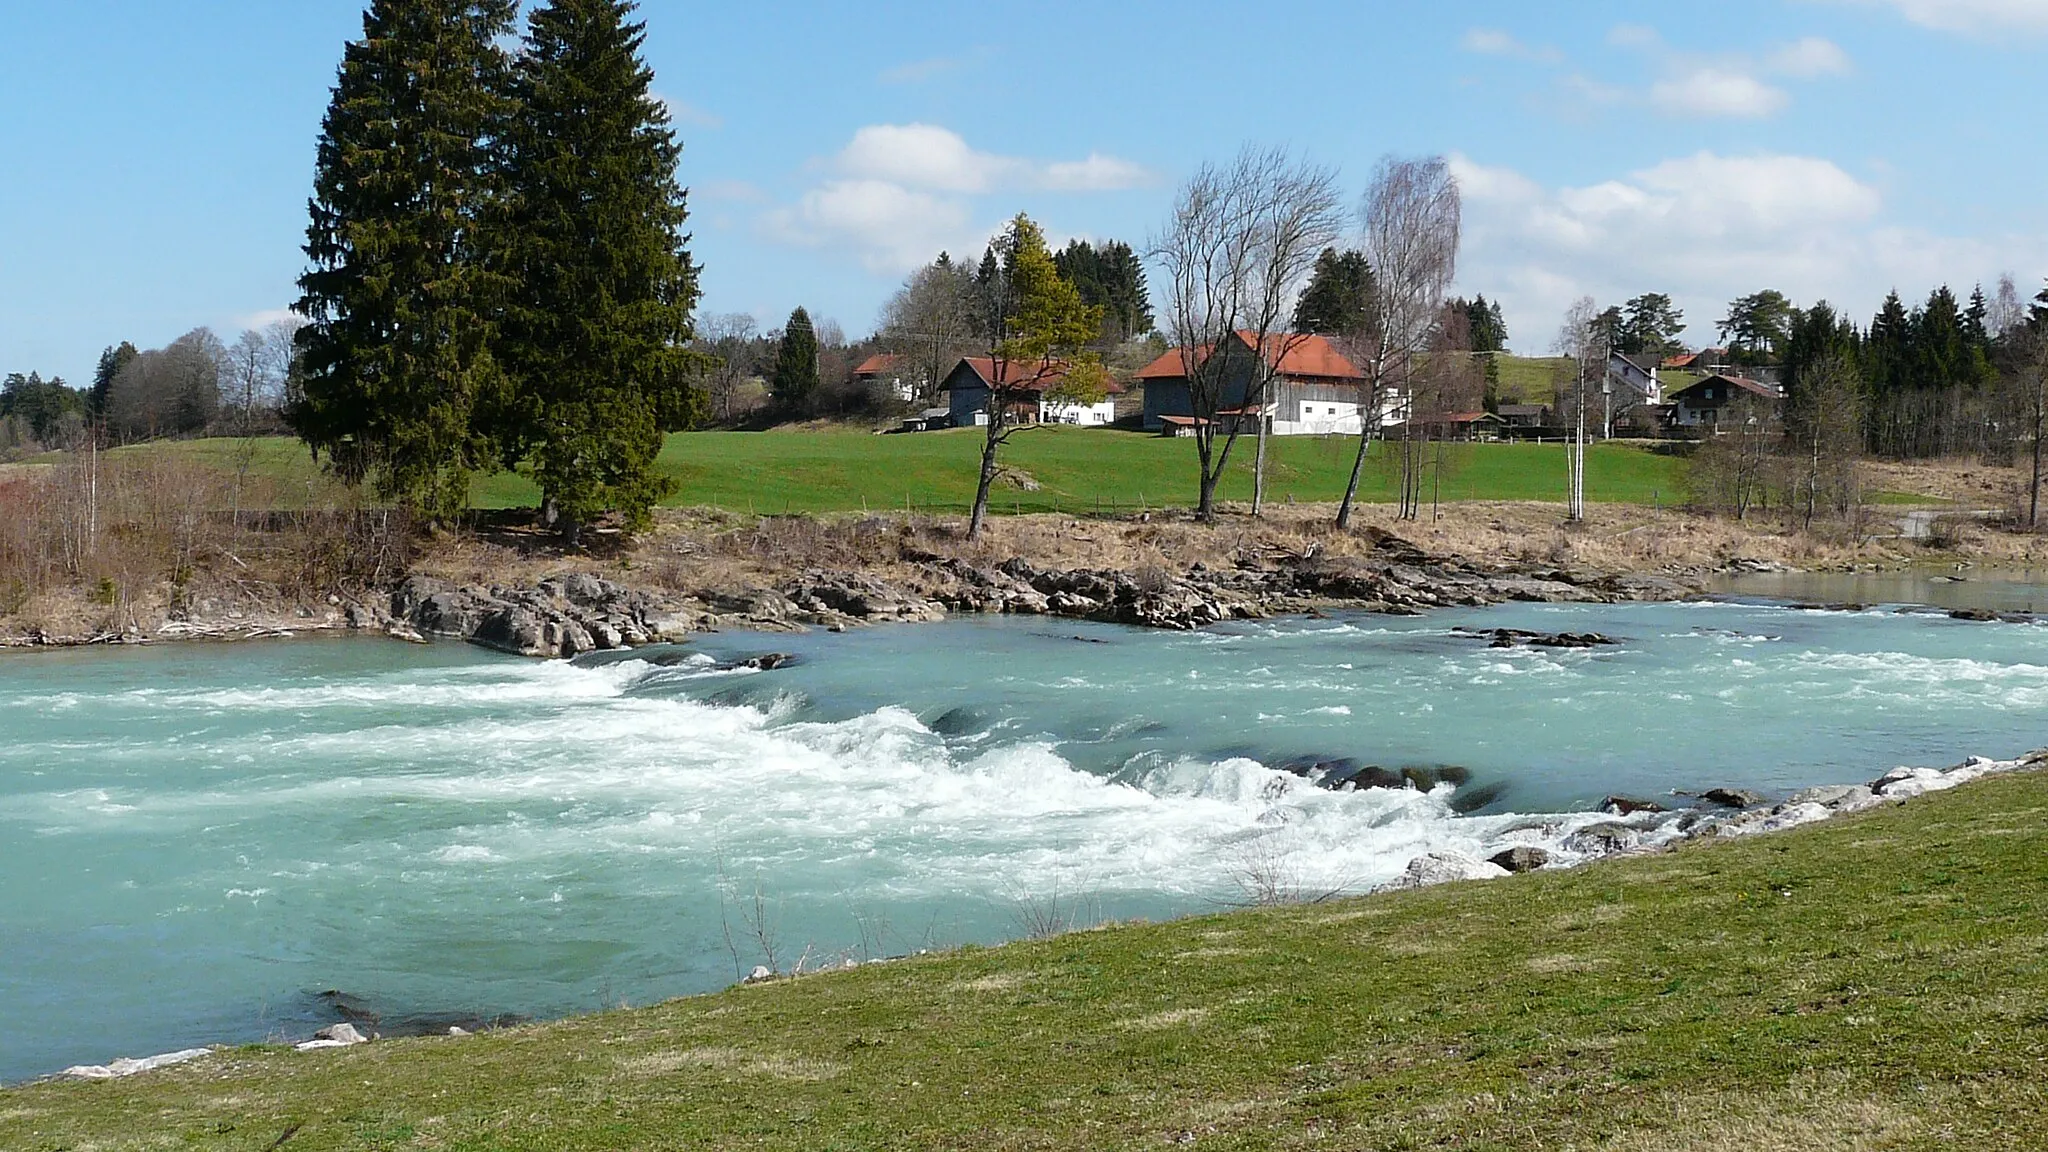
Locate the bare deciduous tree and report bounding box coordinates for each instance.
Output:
[1336,156,1461,528]
[1786,352,1866,529]
[880,256,979,408]
[695,312,759,422]
[1151,146,1342,520]
[1552,296,1605,522]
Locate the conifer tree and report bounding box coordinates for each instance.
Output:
[291,0,517,520]
[493,0,703,538]
[90,342,138,421]
[1466,294,1508,353]
[770,307,820,415]
[1291,248,1374,335]
[1095,241,1155,340]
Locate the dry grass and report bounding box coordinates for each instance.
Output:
[0,456,411,639]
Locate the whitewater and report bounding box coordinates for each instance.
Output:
[3,596,2045,1081]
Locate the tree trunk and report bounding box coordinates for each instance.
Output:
[1251,410,1269,517]
[1336,423,1371,529]
[2031,385,2043,530]
[968,415,1002,541]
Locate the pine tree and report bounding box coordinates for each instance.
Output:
[493,0,704,538]
[1964,285,1991,350]
[89,342,138,422]
[1466,294,1508,353]
[1095,241,1154,340]
[290,0,518,521]
[771,307,820,415]
[1291,248,1374,335]
[1618,293,1685,359]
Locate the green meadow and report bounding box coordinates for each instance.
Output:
[71,428,1695,515]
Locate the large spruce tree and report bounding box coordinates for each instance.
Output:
[493,0,703,537]
[1292,248,1374,336]
[291,0,517,520]
[770,308,821,416]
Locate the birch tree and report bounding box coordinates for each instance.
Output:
[1151,146,1341,520]
[1335,156,1461,529]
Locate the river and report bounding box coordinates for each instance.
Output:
[3,583,2045,1081]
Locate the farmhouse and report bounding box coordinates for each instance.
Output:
[1668,374,1781,429]
[938,357,1122,428]
[853,353,918,404]
[1135,331,1385,436]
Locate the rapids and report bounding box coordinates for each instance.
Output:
[3,595,2044,1080]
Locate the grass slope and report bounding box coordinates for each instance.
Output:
[78,430,1693,515]
[7,772,2046,1150]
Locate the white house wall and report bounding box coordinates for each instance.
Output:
[1039,399,1118,425]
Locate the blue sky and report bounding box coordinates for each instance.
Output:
[3,0,2046,386]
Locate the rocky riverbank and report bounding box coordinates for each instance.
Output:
[340,527,1701,658]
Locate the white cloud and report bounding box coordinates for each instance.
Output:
[1769,37,1854,77]
[694,179,767,205]
[655,95,722,130]
[230,308,305,332]
[1651,68,1790,117]
[880,55,970,84]
[834,123,1152,194]
[758,125,1151,274]
[1607,23,1665,49]
[1447,151,2041,352]
[762,180,978,273]
[1460,28,1564,63]
[1041,154,1155,193]
[1827,0,2048,32]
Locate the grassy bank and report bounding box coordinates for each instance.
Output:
[46,429,1693,514]
[7,770,2046,1150]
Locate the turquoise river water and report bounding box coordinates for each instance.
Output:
[3,591,2046,1080]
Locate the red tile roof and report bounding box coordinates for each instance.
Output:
[1134,331,1364,382]
[853,353,904,376]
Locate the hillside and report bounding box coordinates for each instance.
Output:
[6,768,2046,1149]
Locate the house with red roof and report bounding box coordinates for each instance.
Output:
[1134,331,1388,436]
[938,356,1122,429]
[853,353,917,403]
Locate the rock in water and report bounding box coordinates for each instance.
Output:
[1389,852,1511,890]
[1701,787,1768,809]
[1488,846,1552,874]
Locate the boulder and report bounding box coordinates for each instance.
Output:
[1563,822,1637,856]
[314,1022,369,1045]
[1488,846,1552,874]
[1390,852,1510,890]
[1871,766,1958,799]
[1787,784,1868,808]
[1716,802,1834,838]
[471,606,551,658]
[1701,787,1769,809]
[1601,795,1668,816]
[61,1048,213,1080]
